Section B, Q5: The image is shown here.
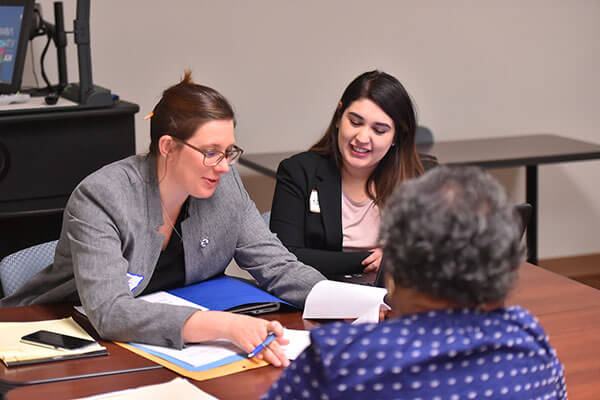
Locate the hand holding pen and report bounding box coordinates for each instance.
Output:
[248,332,277,358]
[243,320,289,367]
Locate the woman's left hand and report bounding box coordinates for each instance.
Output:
[362,247,383,272]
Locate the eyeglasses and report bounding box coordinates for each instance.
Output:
[171,137,244,167]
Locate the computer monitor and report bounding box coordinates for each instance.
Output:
[0,0,34,94]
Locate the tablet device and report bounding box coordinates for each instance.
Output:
[226,302,281,315]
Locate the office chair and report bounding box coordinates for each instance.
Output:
[415,125,434,145]
[0,240,58,298]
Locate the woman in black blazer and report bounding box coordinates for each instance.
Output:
[270,71,437,277]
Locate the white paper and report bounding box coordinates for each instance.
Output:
[303,280,387,319]
[352,303,392,325]
[139,291,208,310]
[72,377,217,399]
[132,339,240,368]
[280,328,311,359]
[74,292,207,318]
[131,328,310,369]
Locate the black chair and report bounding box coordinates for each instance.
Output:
[416,125,434,145]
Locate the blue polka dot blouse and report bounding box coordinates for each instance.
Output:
[263,306,566,400]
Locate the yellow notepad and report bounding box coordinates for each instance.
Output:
[0,317,107,367]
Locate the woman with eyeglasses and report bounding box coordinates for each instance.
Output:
[0,72,326,367]
[270,70,437,277]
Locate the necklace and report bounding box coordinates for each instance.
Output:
[160,198,183,242]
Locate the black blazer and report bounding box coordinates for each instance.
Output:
[270,150,437,277]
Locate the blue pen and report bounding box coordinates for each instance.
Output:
[247,332,277,358]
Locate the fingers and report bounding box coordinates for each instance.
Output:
[363,259,381,272]
[361,253,377,266]
[363,264,377,272]
[267,320,285,338]
[261,340,290,367]
[269,321,290,345]
[243,320,289,367]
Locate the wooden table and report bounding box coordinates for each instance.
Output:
[2,263,600,399]
[239,134,600,265]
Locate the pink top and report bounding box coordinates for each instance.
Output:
[341,191,380,251]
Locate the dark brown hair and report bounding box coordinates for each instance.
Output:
[310,70,424,206]
[148,71,236,156]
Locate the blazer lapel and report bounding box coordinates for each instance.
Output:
[315,157,343,250]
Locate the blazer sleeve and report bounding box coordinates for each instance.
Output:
[225,168,326,306]
[67,177,197,349]
[270,156,369,277]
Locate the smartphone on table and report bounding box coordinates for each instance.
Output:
[20,330,97,350]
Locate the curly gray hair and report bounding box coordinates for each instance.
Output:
[379,166,526,306]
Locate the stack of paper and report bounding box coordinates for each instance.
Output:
[118,328,311,381]
[0,317,107,367]
[303,280,389,324]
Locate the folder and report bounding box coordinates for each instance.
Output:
[166,275,295,315]
[116,328,309,382]
[111,276,299,381]
[116,342,268,382]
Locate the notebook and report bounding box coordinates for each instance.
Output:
[0,317,108,367]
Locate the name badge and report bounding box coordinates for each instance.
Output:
[309,189,321,213]
[127,272,144,292]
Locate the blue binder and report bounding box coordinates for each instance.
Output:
[167,276,294,314]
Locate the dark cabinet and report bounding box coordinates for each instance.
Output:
[0,100,138,259]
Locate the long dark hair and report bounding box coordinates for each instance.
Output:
[310,70,424,206]
[148,70,235,156]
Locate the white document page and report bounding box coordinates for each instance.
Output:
[352,302,392,325]
[280,328,311,359]
[74,291,207,318]
[132,338,241,368]
[138,291,208,310]
[131,328,310,368]
[303,280,387,320]
[72,377,217,399]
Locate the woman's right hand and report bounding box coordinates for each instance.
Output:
[225,314,290,367]
[362,247,383,272]
[183,311,290,367]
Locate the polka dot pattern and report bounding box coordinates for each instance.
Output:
[263,306,566,400]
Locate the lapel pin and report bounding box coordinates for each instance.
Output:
[200,238,209,248]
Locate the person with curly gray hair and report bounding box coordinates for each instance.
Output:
[380,165,525,312]
[264,166,566,400]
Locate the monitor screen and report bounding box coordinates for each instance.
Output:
[0,0,34,94]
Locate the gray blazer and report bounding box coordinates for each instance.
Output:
[0,155,325,348]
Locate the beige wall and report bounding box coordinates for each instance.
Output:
[25,1,600,258]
